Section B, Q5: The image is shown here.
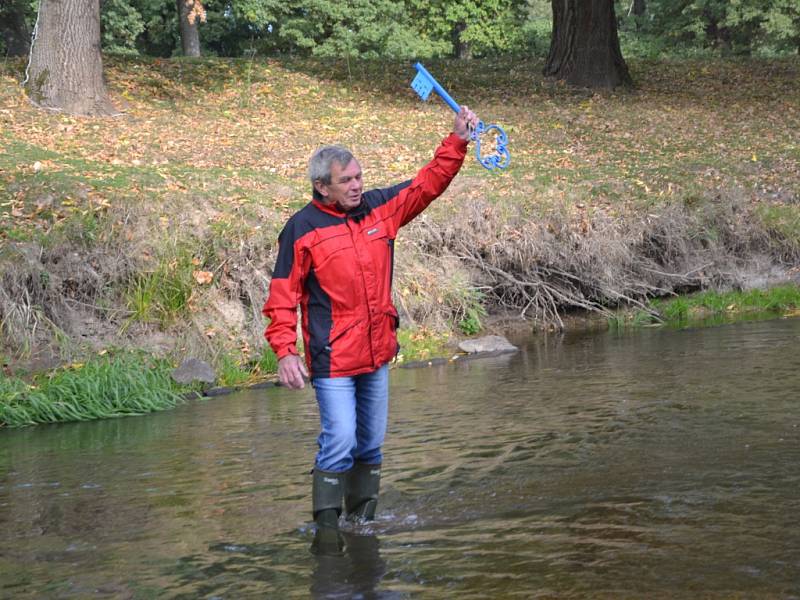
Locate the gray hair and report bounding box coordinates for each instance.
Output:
[308,145,355,201]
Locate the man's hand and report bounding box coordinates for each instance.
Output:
[454,106,480,141]
[278,354,309,389]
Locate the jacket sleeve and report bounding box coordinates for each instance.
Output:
[262,222,309,360]
[391,133,468,230]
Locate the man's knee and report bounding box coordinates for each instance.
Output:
[319,423,357,468]
[329,427,357,456]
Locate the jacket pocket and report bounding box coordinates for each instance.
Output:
[312,318,363,359]
[385,307,400,331]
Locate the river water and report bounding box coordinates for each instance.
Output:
[1,318,799,598]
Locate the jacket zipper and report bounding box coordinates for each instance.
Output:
[346,216,376,367]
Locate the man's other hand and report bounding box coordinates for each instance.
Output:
[278,354,309,389]
[454,106,480,141]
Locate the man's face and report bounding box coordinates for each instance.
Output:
[316,159,363,212]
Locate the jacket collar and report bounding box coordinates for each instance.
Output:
[312,198,369,222]
[312,198,347,217]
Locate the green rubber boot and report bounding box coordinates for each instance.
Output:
[311,469,345,556]
[345,462,381,522]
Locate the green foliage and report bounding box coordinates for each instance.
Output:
[451,287,487,335]
[519,15,553,57]
[459,304,486,335]
[756,204,800,249]
[214,345,279,386]
[217,351,251,386]
[130,0,181,56]
[0,0,36,57]
[408,0,528,58]
[659,296,691,322]
[101,0,146,54]
[254,344,279,375]
[124,246,197,327]
[98,0,533,58]
[277,0,448,59]
[13,0,791,59]
[618,0,800,56]
[0,352,188,428]
[619,285,800,330]
[761,0,800,53]
[396,327,450,363]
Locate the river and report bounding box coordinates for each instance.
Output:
[1,317,799,598]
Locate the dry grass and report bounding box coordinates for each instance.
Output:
[405,190,799,329]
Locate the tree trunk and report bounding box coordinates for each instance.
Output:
[452,21,471,59]
[176,0,201,57]
[543,0,632,90]
[1,3,31,57]
[25,0,116,116]
[632,0,646,17]
[703,11,732,52]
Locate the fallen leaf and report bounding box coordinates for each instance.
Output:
[193,270,214,284]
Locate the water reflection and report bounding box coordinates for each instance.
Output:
[310,533,394,599]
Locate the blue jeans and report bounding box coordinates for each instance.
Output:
[311,364,389,472]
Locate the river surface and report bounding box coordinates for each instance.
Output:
[2,318,800,598]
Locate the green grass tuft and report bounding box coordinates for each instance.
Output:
[395,328,450,363]
[123,247,197,328]
[0,352,190,428]
[613,284,800,331]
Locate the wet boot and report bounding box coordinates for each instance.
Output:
[345,462,381,522]
[311,468,346,556]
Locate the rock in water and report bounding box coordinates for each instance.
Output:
[458,335,518,354]
[172,358,216,385]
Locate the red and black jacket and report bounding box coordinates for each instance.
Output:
[263,133,468,378]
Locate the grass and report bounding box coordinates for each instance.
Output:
[212,345,282,387]
[757,204,800,248]
[395,328,451,364]
[0,343,287,427]
[3,55,799,235]
[610,284,800,329]
[0,351,193,428]
[123,245,198,328]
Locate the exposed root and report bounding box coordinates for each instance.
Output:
[400,191,799,330]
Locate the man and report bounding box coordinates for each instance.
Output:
[263,107,479,554]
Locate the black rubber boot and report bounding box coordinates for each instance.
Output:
[311,468,346,556]
[345,462,381,522]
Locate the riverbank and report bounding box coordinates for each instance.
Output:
[3,285,800,428]
[2,55,799,411]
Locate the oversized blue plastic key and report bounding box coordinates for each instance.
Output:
[411,62,510,171]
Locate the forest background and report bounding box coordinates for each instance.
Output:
[3,0,800,60]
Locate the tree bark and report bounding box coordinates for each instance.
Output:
[452,21,471,59]
[543,0,632,90]
[25,0,116,116]
[1,2,31,57]
[176,0,201,57]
